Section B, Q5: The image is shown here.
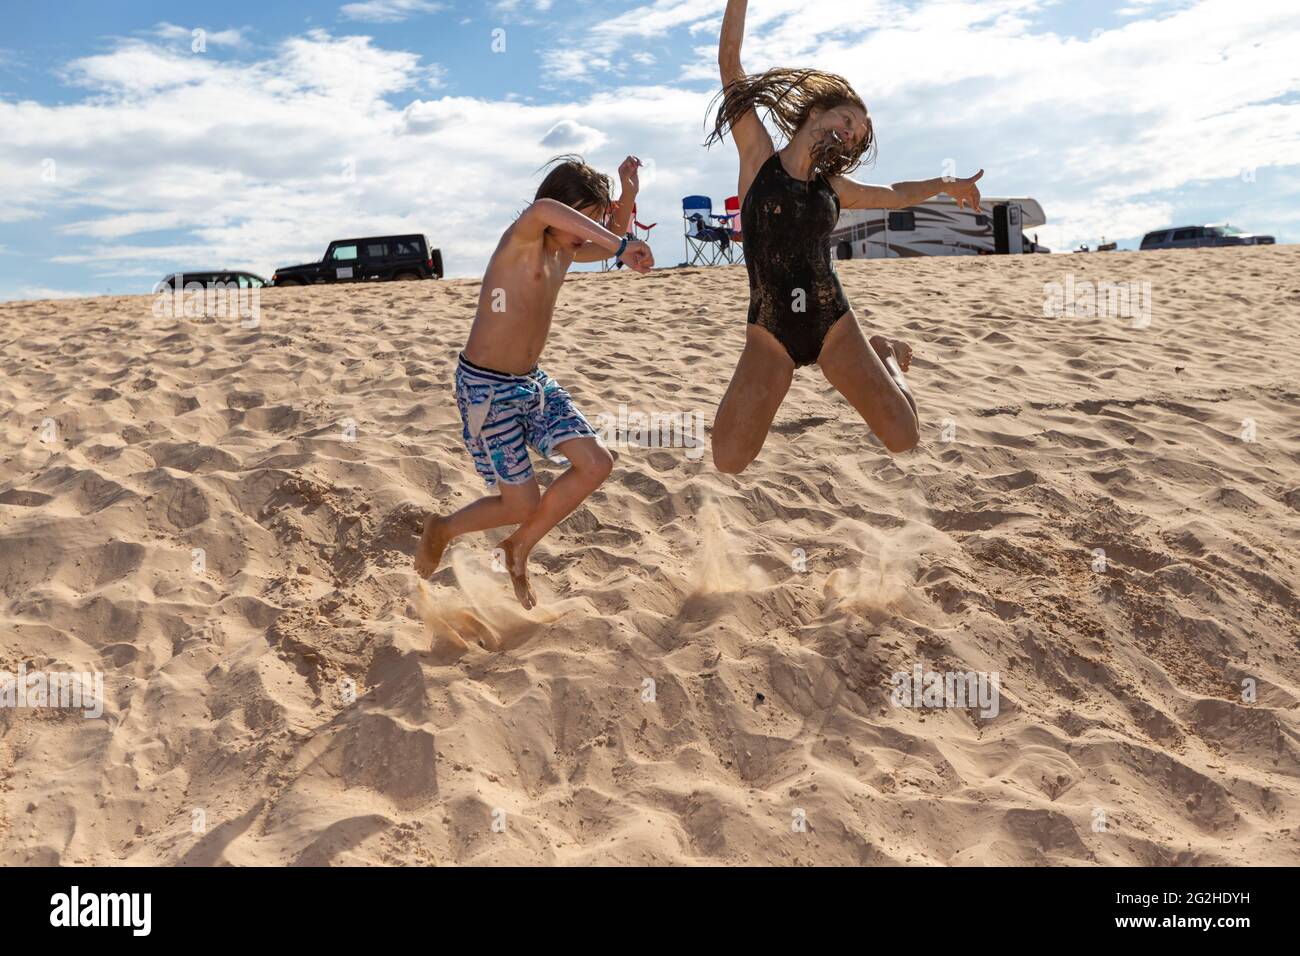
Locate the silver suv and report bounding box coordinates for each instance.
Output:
[1140,224,1275,250]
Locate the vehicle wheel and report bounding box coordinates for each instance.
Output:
[277,277,305,287]
[395,272,420,281]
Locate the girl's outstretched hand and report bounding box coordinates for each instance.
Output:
[947,169,984,212]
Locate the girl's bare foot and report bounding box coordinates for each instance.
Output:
[500,537,537,610]
[869,334,912,372]
[415,515,451,578]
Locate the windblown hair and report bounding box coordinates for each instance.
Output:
[534,155,613,217]
[706,68,876,179]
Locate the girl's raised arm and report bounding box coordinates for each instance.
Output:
[717,0,774,166]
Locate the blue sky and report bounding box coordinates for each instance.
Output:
[1,0,1298,299]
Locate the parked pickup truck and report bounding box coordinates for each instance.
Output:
[272,234,443,285]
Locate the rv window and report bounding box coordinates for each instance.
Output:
[975,215,989,227]
[888,211,916,231]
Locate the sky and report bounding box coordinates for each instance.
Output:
[1,0,1298,300]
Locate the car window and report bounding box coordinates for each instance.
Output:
[393,239,422,257]
[365,242,388,258]
[332,245,359,261]
[1141,231,1166,246]
[888,211,916,231]
[1170,228,1196,241]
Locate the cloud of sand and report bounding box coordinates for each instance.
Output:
[411,544,570,651]
[690,496,770,595]
[824,520,946,626]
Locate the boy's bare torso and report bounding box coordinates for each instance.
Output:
[464,223,574,375]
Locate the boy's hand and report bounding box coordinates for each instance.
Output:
[619,239,654,274]
[618,155,642,195]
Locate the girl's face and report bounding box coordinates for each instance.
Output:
[814,104,871,151]
[805,103,871,177]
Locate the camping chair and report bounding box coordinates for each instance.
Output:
[682,195,731,266]
[601,202,658,271]
[717,195,743,264]
[633,204,657,243]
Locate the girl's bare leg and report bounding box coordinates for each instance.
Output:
[817,311,919,453]
[711,324,795,474]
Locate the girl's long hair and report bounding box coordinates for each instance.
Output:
[706,68,876,179]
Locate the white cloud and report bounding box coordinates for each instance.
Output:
[539,119,607,150]
[8,286,97,301]
[3,0,1299,300]
[550,0,1300,249]
[152,22,248,48]
[339,1,444,23]
[0,31,726,284]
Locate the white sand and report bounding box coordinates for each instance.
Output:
[0,246,1297,865]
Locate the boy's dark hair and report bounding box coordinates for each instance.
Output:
[535,155,613,217]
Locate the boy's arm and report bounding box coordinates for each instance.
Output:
[517,199,655,273]
[516,198,626,251]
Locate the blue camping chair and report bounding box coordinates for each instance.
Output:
[682,195,733,266]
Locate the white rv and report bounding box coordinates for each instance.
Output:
[831,197,1049,259]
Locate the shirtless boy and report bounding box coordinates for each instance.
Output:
[414,155,653,608]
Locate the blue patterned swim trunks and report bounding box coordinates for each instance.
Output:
[454,353,600,488]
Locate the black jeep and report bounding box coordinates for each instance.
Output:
[272,234,443,286]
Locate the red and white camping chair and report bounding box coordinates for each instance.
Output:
[717,194,743,263]
[633,204,657,244]
[601,202,657,271]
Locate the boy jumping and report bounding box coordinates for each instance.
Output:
[415,155,653,609]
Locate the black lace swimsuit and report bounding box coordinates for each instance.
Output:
[741,152,851,367]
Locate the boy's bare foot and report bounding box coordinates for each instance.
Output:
[500,537,537,610]
[869,334,913,372]
[415,515,451,578]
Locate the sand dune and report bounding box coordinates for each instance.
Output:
[1,246,1297,865]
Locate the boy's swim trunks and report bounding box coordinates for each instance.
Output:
[454,353,599,488]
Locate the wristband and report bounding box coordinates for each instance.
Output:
[614,236,629,262]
